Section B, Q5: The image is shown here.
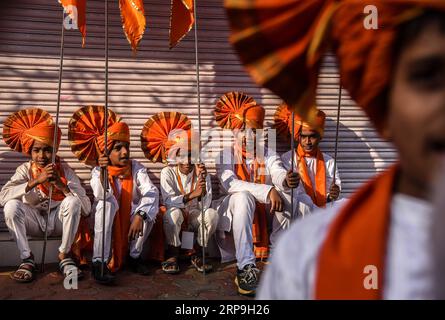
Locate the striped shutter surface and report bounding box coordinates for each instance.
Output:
[0,0,397,231]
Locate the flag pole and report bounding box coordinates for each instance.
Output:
[192,0,206,276]
[101,0,110,278]
[41,9,65,273]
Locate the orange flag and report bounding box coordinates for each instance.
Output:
[59,0,87,47]
[170,0,195,48]
[119,0,146,52]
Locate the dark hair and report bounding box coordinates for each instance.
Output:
[393,10,445,61]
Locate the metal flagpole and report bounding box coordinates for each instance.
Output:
[290,111,295,221]
[40,10,66,273]
[332,82,342,205]
[101,0,110,278]
[193,0,206,275]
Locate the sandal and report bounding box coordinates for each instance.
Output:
[191,255,213,273]
[161,257,180,274]
[59,257,84,281]
[91,261,115,285]
[10,258,36,283]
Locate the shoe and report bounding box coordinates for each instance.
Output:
[235,264,260,296]
[127,256,150,276]
[191,255,213,273]
[92,261,115,285]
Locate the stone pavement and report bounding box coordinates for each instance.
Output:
[0,258,266,300]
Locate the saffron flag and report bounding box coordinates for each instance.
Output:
[119,0,146,52]
[170,0,195,48]
[59,0,86,47]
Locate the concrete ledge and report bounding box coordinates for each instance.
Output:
[0,232,61,267]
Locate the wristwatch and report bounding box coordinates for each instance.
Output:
[136,210,148,220]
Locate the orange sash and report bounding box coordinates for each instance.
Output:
[296,145,326,208]
[234,146,269,259]
[315,164,399,299]
[107,163,133,272]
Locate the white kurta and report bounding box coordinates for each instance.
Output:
[160,165,218,247]
[90,159,159,261]
[281,149,342,216]
[214,146,288,269]
[257,193,437,299]
[0,161,91,259]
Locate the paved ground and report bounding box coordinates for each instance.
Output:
[0,258,266,300]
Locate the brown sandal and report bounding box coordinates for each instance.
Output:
[10,258,36,283]
[161,257,180,274]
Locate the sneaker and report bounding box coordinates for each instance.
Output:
[127,256,150,276]
[235,264,260,296]
[91,261,115,285]
[191,255,213,273]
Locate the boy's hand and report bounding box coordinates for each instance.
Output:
[98,154,110,168]
[285,170,300,189]
[128,215,144,241]
[268,188,283,213]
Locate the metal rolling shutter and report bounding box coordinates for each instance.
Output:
[0,0,397,231]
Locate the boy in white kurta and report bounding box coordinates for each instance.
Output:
[1,108,91,283]
[160,160,218,273]
[213,92,296,296]
[89,121,159,283]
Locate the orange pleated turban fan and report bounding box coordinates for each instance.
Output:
[274,103,326,141]
[68,105,128,166]
[215,91,265,130]
[141,111,192,163]
[3,108,61,155]
[225,0,445,133]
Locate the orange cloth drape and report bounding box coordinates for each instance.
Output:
[170,0,195,48]
[234,144,269,259]
[107,163,134,272]
[59,0,87,47]
[119,0,146,52]
[315,164,399,299]
[296,145,326,208]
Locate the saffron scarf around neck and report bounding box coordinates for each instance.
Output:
[233,144,269,259]
[107,162,134,272]
[296,144,326,208]
[30,157,67,201]
[315,164,399,299]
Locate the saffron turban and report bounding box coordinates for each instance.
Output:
[140,111,192,163]
[68,105,127,166]
[225,0,445,133]
[274,103,326,141]
[3,108,61,155]
[215,91,265,130]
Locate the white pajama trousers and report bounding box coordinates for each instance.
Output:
[163,207,219,248]
[92,199,154,262]
[4,196,82,260]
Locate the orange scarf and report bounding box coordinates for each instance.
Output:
[315,164,399,299]
[107,163,133,272]
[234,145,269,259]
[30,157,67,201]
[297,144,326,208]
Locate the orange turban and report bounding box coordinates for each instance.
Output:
[225,0,445,133]
[215,91,265,130]
[68,105,125,166]
[3,108,61,155]
[274,103,326,141]
[141,111,192,163]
